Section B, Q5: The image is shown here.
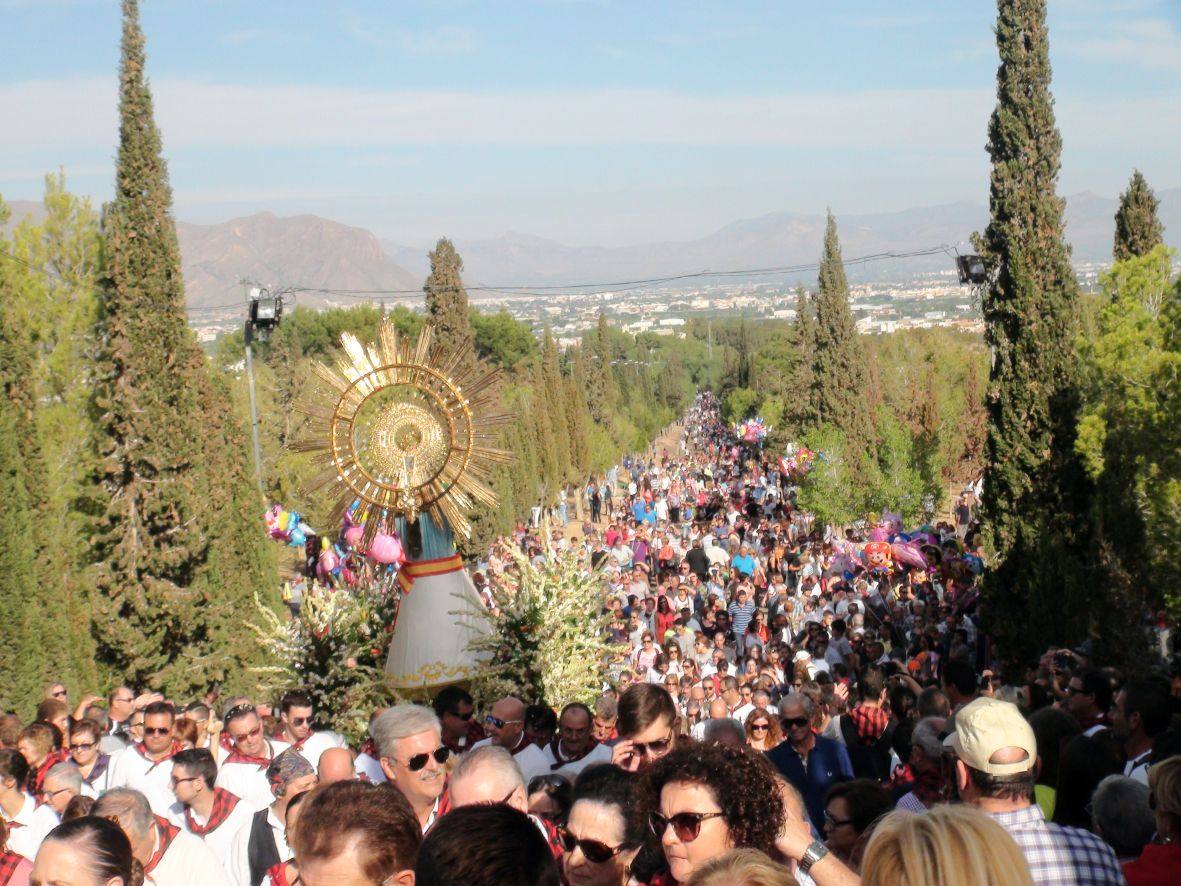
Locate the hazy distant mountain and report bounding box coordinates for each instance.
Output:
[385,189,1180,290]
[176,212,420,308]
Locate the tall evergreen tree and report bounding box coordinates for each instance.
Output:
[1113,170,1165,262]
[788,287,817,431]
[423,238,477,377]
[812,212,872,451]
[540,329,571,481]
[89,0,275,697]
[979,0,1104,668]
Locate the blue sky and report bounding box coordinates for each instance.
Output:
[2,0,1179,245]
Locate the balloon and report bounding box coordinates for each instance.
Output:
[868,527,889,542]
[319,548,339,572]
[368,532,404,565]
[269,527,288,541]
[344,525,364,549]
[863,540,894,573]
[891,541,927,569]
[287,526,307,547]
[277,510,291,532]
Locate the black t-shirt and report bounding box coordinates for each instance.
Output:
[686,547,709,577]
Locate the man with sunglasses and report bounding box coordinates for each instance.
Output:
[765,692,852,831]
[275,690,346,769]
[373,704,451,834]
[470,696,551,783]
[433,686,485,755]
[215,703,290,809]
[106,700,184,817]
[171,748,253,866]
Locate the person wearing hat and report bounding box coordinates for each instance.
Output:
[945,697,1123,885]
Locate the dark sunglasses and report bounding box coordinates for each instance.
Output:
[528,774,569,794]
[402,746,450,772]
[649,811,724,842]
[631,734,674,757]
[143,726,172,737]
[290,716,312,727]
[750,723,770,732]
[781,717,810,729]
[70,741,97,751]
[559,828,625,864]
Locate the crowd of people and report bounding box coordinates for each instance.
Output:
[3,391,1180,886]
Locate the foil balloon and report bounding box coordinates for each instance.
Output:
[368,532,405,565]
[863,540,894,574]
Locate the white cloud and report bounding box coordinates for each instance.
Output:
[340,13,477,55]
[1062,18,1181,72]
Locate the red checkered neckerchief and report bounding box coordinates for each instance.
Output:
[849,704,889,743]
[266,860,294,886]
[0,849,25,885]
[143,816,180,875]
[133,741,185,772]
[184,788,241,836]
[29,748,71,796]
[533,814,565,861]
[225,740,280,770]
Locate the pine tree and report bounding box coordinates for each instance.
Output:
[89,0,275,697]
[1113,170,1165,262]
[979,0,1099,669]
[812,212,872,451]
[424,238,477,377]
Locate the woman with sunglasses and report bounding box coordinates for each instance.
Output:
[636,743,785,885]
[561,765,645,886]
[744,710,782,752]
[65,720,110,798]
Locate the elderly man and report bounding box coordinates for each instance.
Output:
[945,696,1123,885]
[38,761,82,816]
[94,787,227,886]
[170,748,254,866]
[216,703,290,808]
[373,704,450,834]
[471,697,549,782]
[227,749,317,886]
[766,692,852,831]
[317,747,356,784]
[591,694,618,743]
[106,700,184,816]
[275,690,346,769]
[289,781,421,886]
[894,716,948,813]
[539,703,612,779]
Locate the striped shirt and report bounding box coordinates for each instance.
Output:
[727,601,756,637]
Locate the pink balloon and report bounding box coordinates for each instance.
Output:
[344,525,364,549]
[367,532,404,565]
[868,527,889,542]
[891,542,927,569]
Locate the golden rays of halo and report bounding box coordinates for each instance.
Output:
[291,320,514,541]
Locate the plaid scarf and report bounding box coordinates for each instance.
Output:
[910,766,946,807]
[29,749,71,795]
[0,850,25,886]
[133,741,185,772]
[184,788,241,836]
[266,861,294,886]
[144,816,180,875]
[225,741,278,770]
[849,704,889,743]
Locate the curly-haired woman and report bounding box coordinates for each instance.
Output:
[636,742,785,884]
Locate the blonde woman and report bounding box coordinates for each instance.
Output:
[686,848,795,886]
[861,805,1033,886]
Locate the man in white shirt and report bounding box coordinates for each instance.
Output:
[215,704,290,809]
[0,750,59,861]
[226,750,316,886]
[170,749,256,867]
[106,701,185,816]
[538,703,612,780]
[274,691,346,770]
[95,787,227,886]
[371,705,450,835]
[470,696,551,783]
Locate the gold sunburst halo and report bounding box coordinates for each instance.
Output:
[292,321,514,540]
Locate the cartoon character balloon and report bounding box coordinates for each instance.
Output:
[863,540,894,574]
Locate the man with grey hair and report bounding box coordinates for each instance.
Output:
[592,694,618,742]
[95,787,226,885]
[700,717,745,747]
[1090,774,1155,863]
[448,745,527,812]
[895,716,948,813]
[372,703,449,833]
[39,760,83,816]
[767,692,852,830]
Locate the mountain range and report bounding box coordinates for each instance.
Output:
[4,189,1179,308]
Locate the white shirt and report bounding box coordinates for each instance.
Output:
[1,793,58,861]
[107,744,180,817]
[470,736,552,783]
[227,806,290,886]
[730,702,756,723]
[1125,752,1151,785]
[539,741,613,781]
[149,824,230,886]
[354,751,386,784]
[215,740,290,810]
[285,730,347,769]
[174,794,259,868]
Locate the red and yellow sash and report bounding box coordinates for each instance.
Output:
[396,555,464,594]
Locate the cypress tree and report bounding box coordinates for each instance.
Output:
[424,238,477,376]
[540,329,571,481]
[812,212,872,450]
[789,286,817,431]
[1113,170,1165,262]
[89,0,275,697]
[979,0,1099,668]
